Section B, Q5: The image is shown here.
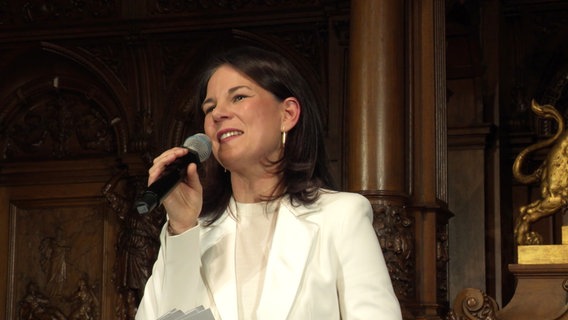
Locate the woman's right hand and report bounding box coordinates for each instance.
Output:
[148,147,203,234]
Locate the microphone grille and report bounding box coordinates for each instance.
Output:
[183,133,212,162]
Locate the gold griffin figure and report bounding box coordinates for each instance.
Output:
[513,99,568,245]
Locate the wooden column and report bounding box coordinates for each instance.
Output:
[348,0,414,318]
[348,0,405,193]
[408,0,449,318]
[349,0,449,319]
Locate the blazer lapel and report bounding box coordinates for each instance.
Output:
[200,205,238,320]
[200,198,320,320]
[256,200,320,320]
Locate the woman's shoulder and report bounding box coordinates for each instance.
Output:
[304,189,374,233]
[316,189,371,208]
[301,189,373,221]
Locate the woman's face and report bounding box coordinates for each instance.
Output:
[202,65,293,174]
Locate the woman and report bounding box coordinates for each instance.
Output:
[136,46,402,319]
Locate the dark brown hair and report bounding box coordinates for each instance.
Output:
[195,46,335,225]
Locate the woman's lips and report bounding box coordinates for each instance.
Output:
[218,130,243,141]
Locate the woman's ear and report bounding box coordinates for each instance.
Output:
[281,97,301,130]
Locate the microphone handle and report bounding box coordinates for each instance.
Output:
[135,150,201,214]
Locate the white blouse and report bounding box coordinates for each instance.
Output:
[234,201,278,320]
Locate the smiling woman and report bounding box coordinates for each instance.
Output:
[135,46,402,320]
[202,65,300,196]
[194,46,335,225]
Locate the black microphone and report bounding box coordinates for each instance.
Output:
[135,133,212,214]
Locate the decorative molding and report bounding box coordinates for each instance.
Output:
[371,202,415,300]
[2,90,116,160]
[448,264,568,319]
[79,44,128,87]
[151,0,323,14]
[446,288,499,320]
[18,0,116,24]
[447,125,494,150]
[437,222,449,303]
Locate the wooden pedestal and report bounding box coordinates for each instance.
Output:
[449,226,568,319]
[447,264,568,319]
[498,264,568,319]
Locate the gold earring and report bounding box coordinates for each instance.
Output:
[281,130,287,147]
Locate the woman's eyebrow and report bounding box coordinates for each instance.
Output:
[201,97,214,108]
[227,85,251,94]
[202,85,253,108]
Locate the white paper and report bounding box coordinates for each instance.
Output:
[158,306,214,320]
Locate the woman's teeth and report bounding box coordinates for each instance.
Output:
[220,131,242,140]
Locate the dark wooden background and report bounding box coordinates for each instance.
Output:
[0,0,567,319]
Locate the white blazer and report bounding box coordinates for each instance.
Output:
[136,190,402,320]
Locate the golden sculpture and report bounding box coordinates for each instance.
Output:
[512,99,568,245]
[448,100,568,319]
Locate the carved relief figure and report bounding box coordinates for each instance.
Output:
[513,100,568,245]
[19,228,100,318]
[4,92,114,159]
[40,229,70,297]
[18,281,67,320]
[102,168,164,319]
[68,276,99,320]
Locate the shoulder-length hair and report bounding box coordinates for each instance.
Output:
[194,45,335,225]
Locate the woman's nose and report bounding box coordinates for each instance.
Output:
[211,102,230,121]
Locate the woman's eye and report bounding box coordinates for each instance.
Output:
[203,105,215,114]
[233,95,246,102]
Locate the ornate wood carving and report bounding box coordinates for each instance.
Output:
[448,264,568,320]
[79,43,128,89]
[437,219,450,303]
[151,0,323,14]
[8,199,109,319]
[371,202,415,300]
[3,90,116,160]
[445,288,499,320]
[102,168,165,319]
[15,0,116,24]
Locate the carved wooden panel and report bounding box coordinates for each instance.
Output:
[7,198,113,319]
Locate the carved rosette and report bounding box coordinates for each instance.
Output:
[370,201,414,300]
[446,288,499,320]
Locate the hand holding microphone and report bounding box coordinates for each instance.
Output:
[135,134,212,221]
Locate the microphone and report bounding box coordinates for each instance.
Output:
[135,133,212,214]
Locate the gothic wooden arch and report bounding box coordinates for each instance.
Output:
[0,42,130,160]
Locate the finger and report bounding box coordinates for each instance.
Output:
[152,147,188,165]
[184,163,202,192]
[148,148,189,185]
